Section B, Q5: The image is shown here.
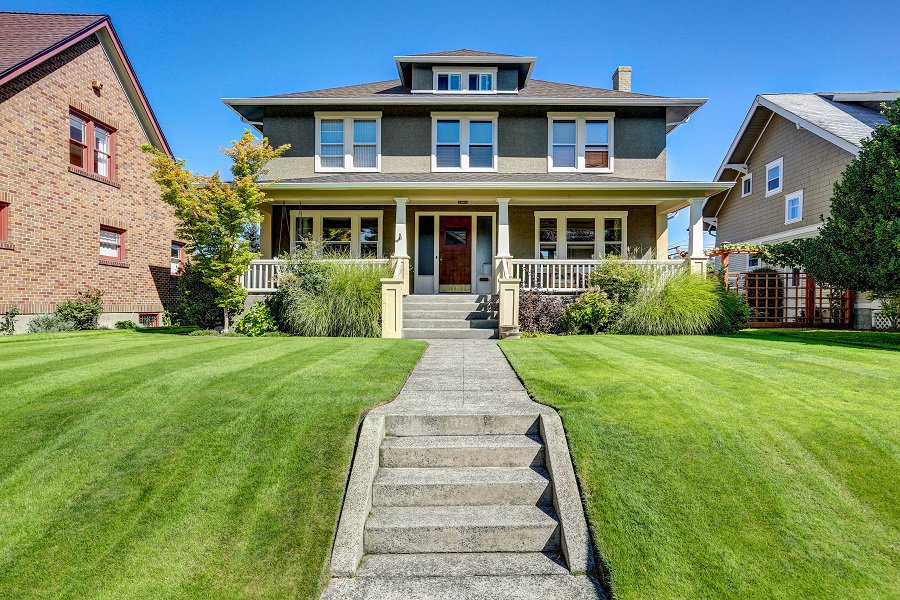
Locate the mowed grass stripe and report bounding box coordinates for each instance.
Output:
[0,332,425,599]
[501,331,900,600]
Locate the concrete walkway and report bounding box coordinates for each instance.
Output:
[321,340,604,600]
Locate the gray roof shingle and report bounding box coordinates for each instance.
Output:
[403,49,520,57]
[260,78,663,101]
[760,92,893,148]
[0,12,104,77]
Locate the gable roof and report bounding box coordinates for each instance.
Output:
[714,91,895,181]
[0,11,171,155]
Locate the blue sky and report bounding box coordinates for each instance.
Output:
[9,0,900,249]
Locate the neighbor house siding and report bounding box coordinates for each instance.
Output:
[0,35,179,320]
[715,114,853,244]
[262,106,667,180]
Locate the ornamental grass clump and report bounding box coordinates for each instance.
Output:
[613,271,723,335]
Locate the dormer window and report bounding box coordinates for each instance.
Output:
[314,112,382,172]
[433,68,497,94]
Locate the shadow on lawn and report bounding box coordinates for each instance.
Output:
[721,329,900,351]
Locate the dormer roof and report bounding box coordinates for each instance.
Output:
[394,49,536,88]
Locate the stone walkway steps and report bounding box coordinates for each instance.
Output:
[356,552,570,578]
[402,294,499,339]
[373,466,552,506]
[364,505,560,554]
[380,434,544,467]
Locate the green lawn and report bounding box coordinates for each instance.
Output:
[0,331,424,599]
[501,330,900,600]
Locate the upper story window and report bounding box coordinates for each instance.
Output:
[547,113,614,172]
[433,68,497,94]
[431,113,498,172]
[765,157,783,197]
[314,112,382,172]
[785,190,803,224]
[171,241,185,275]
[99,225,125,262]
[0,201,9,246]
[69,110,115,181]
[741,173,752,197]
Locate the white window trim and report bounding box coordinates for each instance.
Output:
[533,210,628,259]
[314,112,382,173]
[784,190,803,224]
[741,173,752,197]
[547,112,615,173]
[288,210,384,258]
[747,255,762,270]
[431,112,499,173]
[432,67,498,94]
[765,157,783,197]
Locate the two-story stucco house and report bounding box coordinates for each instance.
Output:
[0,12,180,332]
[224,49,730,338]
[705,91,898,328]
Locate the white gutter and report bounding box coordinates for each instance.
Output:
[265,180,734,194]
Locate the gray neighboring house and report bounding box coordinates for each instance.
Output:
[704,91,899,328]
[224,49,729,307]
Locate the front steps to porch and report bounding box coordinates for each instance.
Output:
[402,294,499,339]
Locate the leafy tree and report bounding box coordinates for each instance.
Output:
[767,99,900,295]
[143,131,288,331]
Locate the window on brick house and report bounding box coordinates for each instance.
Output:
[0,201,9,243]
[138,313,160,327]
[170,241,185,275]
[99,226,125,261]
[69,110,116,180]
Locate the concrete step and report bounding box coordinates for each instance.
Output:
[402,328,498,339]
[405,294,496,304]
[384,413,541,436]
[380,435,544,468]
[404,318,499,330]
[373,466,551,507]
[365,504,560,554]
[404,302,494,313]
[322,574,602,599]
[356,551,569,578]
[403,309,496,320]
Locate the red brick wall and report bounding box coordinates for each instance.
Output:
[0,35,180,315]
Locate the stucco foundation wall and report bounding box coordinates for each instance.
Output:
[0,35,179,317]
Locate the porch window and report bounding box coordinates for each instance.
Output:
[534,212,627,259]
[431,113,498,172]
[290,211,383,258]
[315,113,382,172]
[99,226,125,261]
[548,113,615,172]
[765,157,783,197]
[170,241,185,275]
[69,110,116,180]
[785,190,803,224]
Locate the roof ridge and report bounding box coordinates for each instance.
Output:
[0,11,106,17]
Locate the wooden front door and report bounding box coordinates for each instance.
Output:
[439,216,472,292]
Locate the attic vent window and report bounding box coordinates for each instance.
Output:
[433,68,497,94]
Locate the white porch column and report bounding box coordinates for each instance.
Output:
[392,197,410,295]
[687,197,706,273]
[655,211,669,259]
[495,197,513,293]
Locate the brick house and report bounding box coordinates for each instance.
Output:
[0,12,181,331]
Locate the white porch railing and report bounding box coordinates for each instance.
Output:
[512,259,686,292]
[242,258,391,293]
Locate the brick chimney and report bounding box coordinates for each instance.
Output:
[612,66,632,92]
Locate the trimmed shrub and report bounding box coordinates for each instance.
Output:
[613,272,723,335]
[519,285,566,334]
[1,306,19,336]
[235,302,277,336]
[170,265,225,329]
[56,288,103,330]
[561,289,617,334]
[271,257,390,337]
[28,314,76,333]
[188,329,219,336]
[115,320,138,330]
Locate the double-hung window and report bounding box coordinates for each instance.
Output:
[290,211,383,258]
[170,241,185,275]
[69,110,115,180]
[534,212,627,259]
[741,173,752,197]
[0,201,9,246]
[765,157,783,197]
[785,190,803,224]
[547,113,614,172]
[431,113,498,172]
[99,225,125,262]
[315,113,382,172]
